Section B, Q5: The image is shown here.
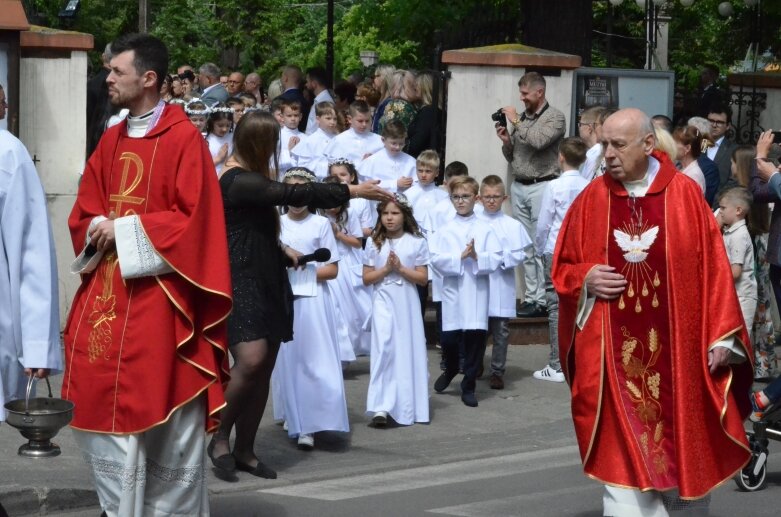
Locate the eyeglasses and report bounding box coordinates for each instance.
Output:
[450,194,474,202]
[707,119,727,126]
[481,195,504,202]
[578,121,594,128]
[227,80,242,85]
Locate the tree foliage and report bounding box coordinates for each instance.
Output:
[20,0,781,94]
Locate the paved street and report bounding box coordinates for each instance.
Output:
[2,344,781,516]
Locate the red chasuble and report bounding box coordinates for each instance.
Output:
[63,106,232,434]
[553,150,752,499]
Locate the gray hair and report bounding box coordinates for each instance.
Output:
[199,63,221,79]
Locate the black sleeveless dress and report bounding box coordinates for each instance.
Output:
[219,167,350,345]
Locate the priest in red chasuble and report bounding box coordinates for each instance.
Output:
[63,34,231,516]
[553,108,752,516]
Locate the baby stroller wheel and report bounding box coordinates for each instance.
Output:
[735,432,768,492]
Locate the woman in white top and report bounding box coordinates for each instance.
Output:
[673,126,706,195]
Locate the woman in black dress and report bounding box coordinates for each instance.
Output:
[210,111,389,479]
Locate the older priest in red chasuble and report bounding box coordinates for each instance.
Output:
[553,108,752,517]
[63,34,231,516]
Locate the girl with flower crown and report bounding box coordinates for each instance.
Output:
[206,103,235,175]
[362,194,430,427]
[271,167,350,450]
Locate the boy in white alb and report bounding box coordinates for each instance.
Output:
[357,119,416,193]
[478,175,532,390]
[533,137,589,383]
[324,101,383,166]
[292,101,338,179]
[404,150,449,324]
[422,161,471,364]
[430,176,502,407]
[278,99,303,179]
[405,150,449,235]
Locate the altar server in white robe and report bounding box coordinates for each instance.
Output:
[324,101,383,166]
[477,175,532,389]
[292,102,338,180]
[0,100,62,421]
[358,120,416,193]
[273,168,350,450]
[363,194,430,426]
[429,176,502,408]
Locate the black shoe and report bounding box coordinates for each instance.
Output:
[517,302,546,318]
[434,371,457,392]
[461,392,478,407]
[234,456,277,479]
[207,437,237,473]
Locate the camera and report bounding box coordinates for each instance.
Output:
[491,108,507,128]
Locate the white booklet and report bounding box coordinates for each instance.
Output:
[288,263,318,297]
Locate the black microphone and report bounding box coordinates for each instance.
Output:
[285,247,331,267]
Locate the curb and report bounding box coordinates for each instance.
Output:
[0,487,98,516]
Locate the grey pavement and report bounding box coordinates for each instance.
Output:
[1,344,575,515]
[2,344,779,516]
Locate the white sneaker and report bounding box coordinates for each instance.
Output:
[372,411,388,427]
[282,420,288,431]
[533,366,565,383]
[297,433,314,450]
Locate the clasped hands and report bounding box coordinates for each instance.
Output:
[585,264,730,374]
[89,211,117,252]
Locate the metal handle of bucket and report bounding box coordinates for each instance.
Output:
[23,376,53,414]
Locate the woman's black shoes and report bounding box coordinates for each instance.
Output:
[207,437,237,481]
[234,457,278,479]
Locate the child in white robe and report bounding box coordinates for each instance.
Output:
[324,100,383,166]
[430,176,502,408]
[358,119,416,193]
[403,150,448,328]
[321,176,372,359]
[478,175,532,390]
[363,194,430,426]
[329,159,374,237]
[292,102,338,180]
[272,167,350,450]
[278,99,303,180]
[205,105,234,175]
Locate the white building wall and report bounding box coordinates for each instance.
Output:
[19,52,86,328]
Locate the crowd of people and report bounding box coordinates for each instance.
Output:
[2,32,781,517]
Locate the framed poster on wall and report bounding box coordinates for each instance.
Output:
[570,67,675,135]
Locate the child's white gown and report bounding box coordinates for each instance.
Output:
[364,233,430,425]
[272,212,350,436]
[326,211,372,358]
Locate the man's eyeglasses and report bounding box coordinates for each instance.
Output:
[707,119,727,126]
[227,80,242,85]
[578,121,594,128]
[450,194,474,202]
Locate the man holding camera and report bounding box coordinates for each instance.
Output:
[495,71,566,319]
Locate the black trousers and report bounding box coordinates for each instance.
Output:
[440,329,487,394]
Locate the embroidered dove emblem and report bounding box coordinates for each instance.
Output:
[613,226,659,263]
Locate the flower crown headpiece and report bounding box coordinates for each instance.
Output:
[168,98,187,107]
[284,168,317,183]
[329,157,355,167]
[185,98,211,116]
[392,192,411,209]
[211,106,235,115]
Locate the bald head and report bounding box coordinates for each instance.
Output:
[601,108,656,182]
